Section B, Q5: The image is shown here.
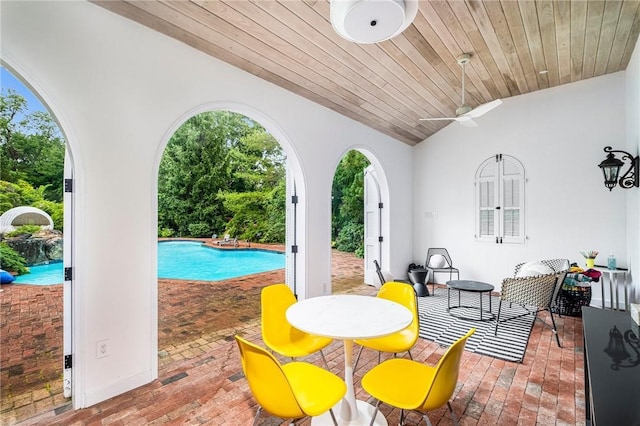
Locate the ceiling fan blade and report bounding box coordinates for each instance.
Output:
[459,118,478,127]
[466,99,502,118]
[419,117,458,121]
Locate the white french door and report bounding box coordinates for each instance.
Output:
[363,165,382,286]
[285,165,298,296]
[63,150,73,398]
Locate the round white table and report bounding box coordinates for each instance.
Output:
[286,294,413,426]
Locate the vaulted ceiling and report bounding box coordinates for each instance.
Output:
[93,0,640,146]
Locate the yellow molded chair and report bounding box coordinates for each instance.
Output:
[261,284,331,367]
[353,281,419,369]
[235,336,346,426]
[362,328,476,426]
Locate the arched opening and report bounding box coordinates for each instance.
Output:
[153,106,306,368]
[0,64,75,421]
[330,148,390,293]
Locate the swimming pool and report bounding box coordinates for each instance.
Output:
[158,241,284,280]
[10,241,285,285]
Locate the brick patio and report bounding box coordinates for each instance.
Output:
[1,245,585,425]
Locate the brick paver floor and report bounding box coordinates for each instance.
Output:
[1,244,585,425]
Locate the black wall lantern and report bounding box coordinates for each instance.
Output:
[598,146,639,191]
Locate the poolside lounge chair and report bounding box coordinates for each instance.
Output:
[217,234,239,247]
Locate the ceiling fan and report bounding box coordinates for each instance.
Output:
[420,53,502,128]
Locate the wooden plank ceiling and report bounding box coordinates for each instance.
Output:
[93,0,640,146]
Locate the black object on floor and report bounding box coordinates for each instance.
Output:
[408,268,430,297]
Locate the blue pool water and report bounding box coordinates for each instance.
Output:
[13,262,64,285]
[158,241,284,280]
[10,241,284,285]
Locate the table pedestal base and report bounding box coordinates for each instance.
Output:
[311,400,388,426]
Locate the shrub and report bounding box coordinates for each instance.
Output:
[6,225,41,238]
[158,228,174,238]
[0,243,28,275]
[187,223,211,237]
[34,199,64,231]
[334,222,364,255]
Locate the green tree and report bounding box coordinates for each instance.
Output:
[158,112,240,236]
[331,150,370,255]
[218,127,286,242]
[158,111,286,241]
[0,180,44,213]
[261,178,286,243]
[0,90,65,202]
[158,111,285,242]
[219,182,285,243]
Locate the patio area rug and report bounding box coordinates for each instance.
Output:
[417,287,536,363]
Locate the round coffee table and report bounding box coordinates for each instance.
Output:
[446,280,495,321]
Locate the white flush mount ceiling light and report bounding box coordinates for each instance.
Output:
[330,0,419,44]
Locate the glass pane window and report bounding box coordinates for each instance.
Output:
[503,209,520,237]
[479,210,494,236]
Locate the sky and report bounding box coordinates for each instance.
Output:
[1,66,48,117]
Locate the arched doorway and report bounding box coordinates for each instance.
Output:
[153,105,306,365]
[330,149,390,292]
[0,64,75,420]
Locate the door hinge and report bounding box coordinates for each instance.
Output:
[291,195,298,204]
[378,236,383,242]
[64,354,72,369]
[291,245,298,254]
[64,267,73,281]
[64,179,73,193]
[378,202,383,209]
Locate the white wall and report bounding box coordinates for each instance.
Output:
[1,1,413,408]
[414,71,631,308]
[626,38,640,305]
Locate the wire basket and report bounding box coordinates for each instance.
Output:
[555,286,592,317]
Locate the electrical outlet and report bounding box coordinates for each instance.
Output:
[96,340,109,358]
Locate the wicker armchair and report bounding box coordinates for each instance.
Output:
[494,259,569,348]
